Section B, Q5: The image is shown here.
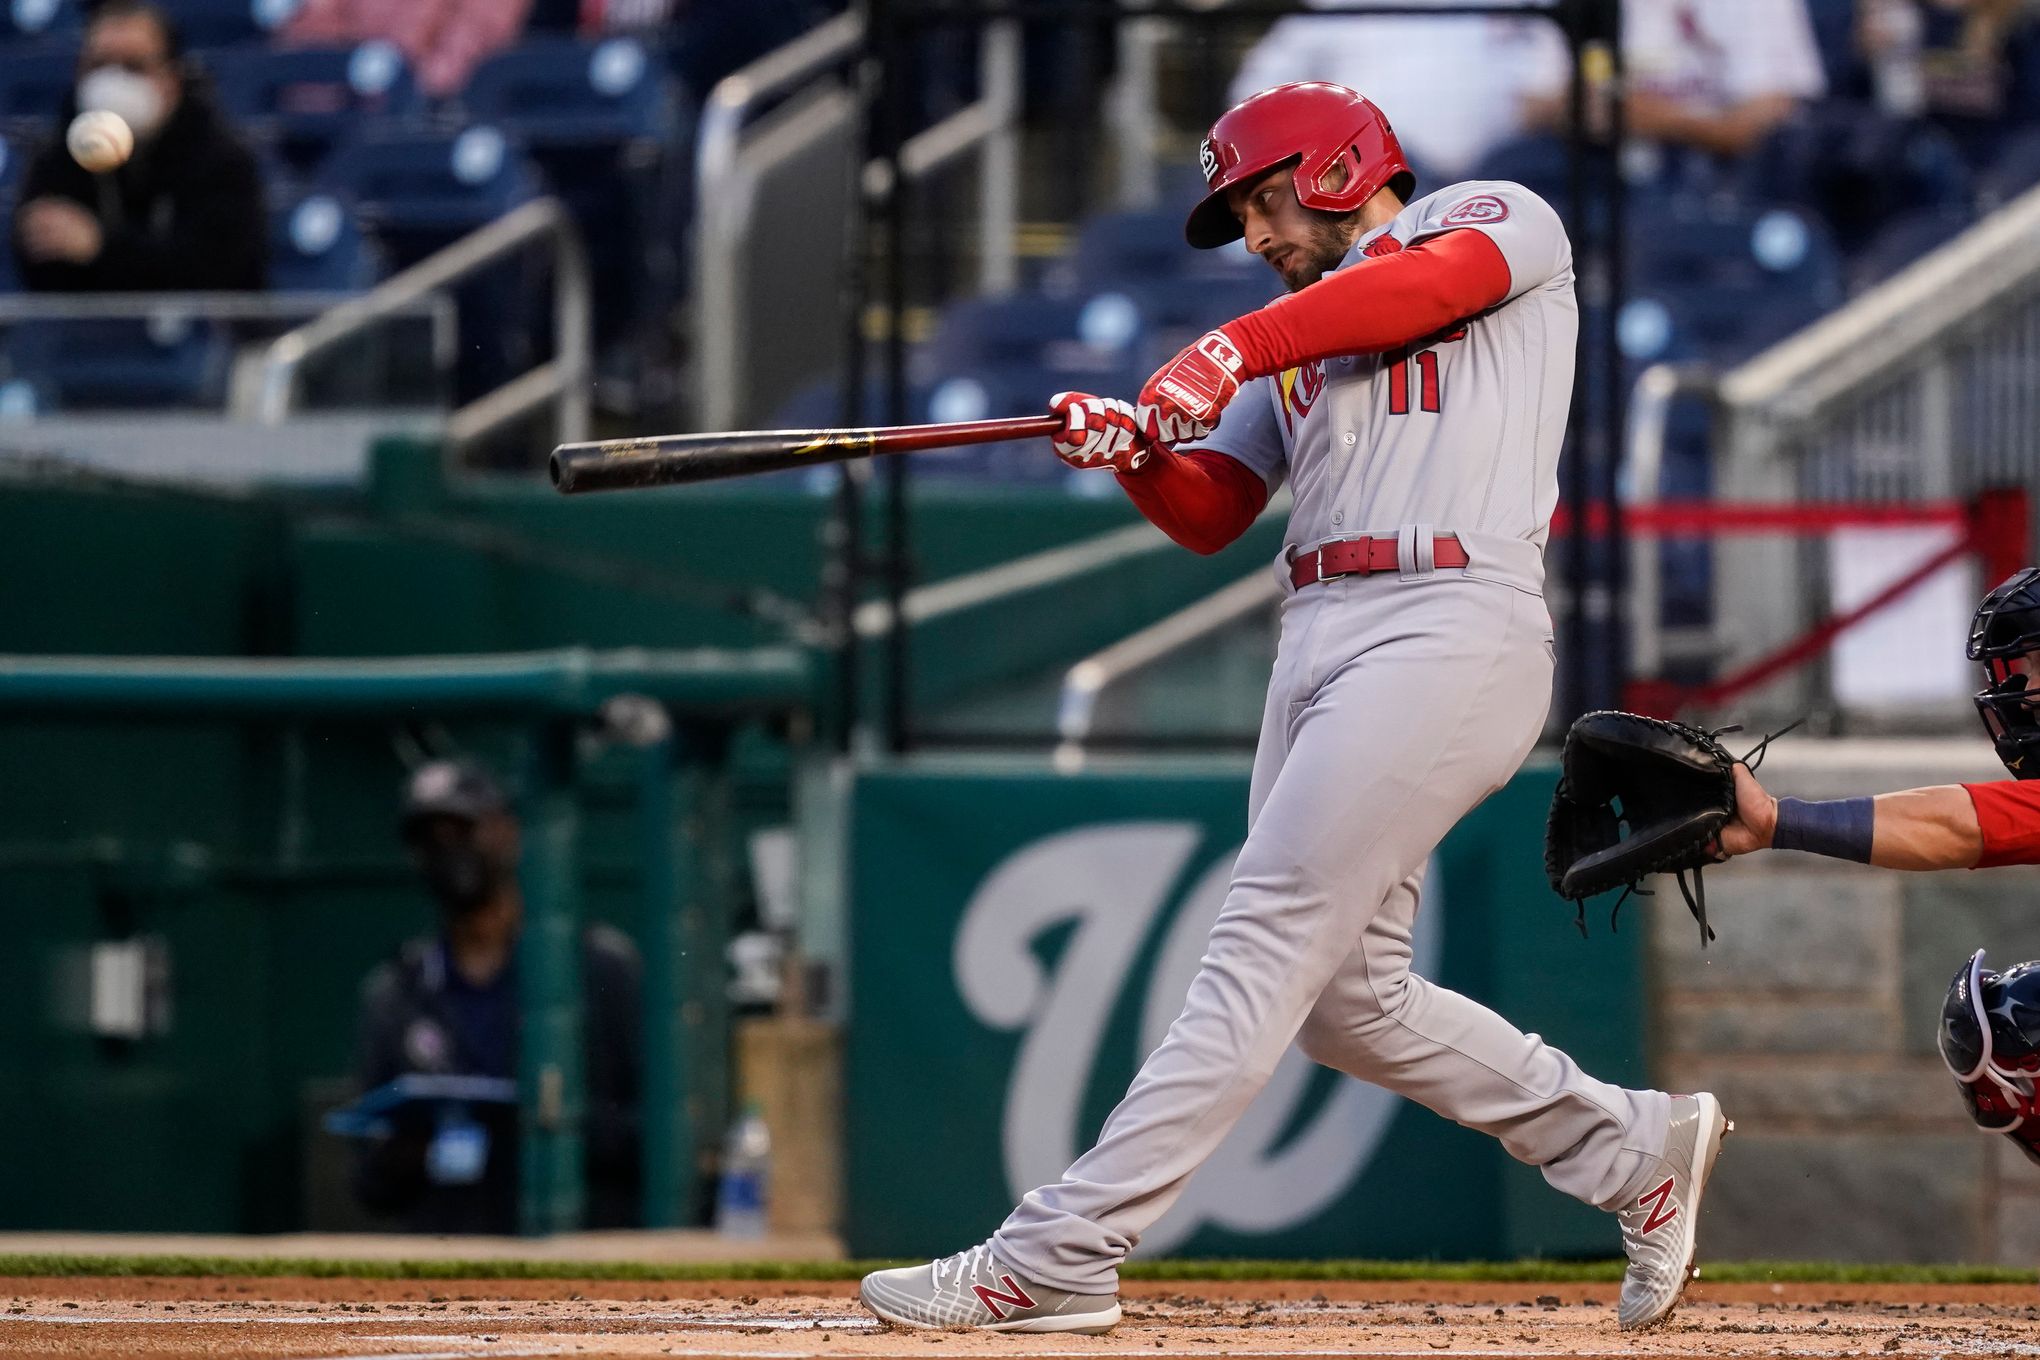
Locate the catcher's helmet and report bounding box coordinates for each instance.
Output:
[1185,82,1416,250]
[1939,949,2040,1166]
[1969,566,2040,777]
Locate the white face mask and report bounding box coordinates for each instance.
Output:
[77,65,167,140]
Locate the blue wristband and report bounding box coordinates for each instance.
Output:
[1771,796,1874,863]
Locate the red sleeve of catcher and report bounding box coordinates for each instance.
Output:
[1223,229,1513,378]
[1116,448,1270,556]
[1964,781,2040,867]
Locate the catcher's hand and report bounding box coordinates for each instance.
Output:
[1714,763,1777,858]
[1544,710,1745,946]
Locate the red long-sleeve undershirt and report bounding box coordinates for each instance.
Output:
[1117,449,1270,555]
[1115,228,1513,555]
[1226,228,1513,378]
[1965,781,2040,867]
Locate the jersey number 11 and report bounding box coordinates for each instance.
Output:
[1386,329,1466,416]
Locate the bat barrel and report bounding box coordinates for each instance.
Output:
[550,430,864,494]
[549,415,1063,495]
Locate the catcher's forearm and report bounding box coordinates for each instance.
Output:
[1867,785,1984,870]
[1771,797,1873,863]
[1769,786,1982,869]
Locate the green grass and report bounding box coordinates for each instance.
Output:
[0,1255,2031,1285]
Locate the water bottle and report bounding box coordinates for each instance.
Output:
[714,1101,772,1238]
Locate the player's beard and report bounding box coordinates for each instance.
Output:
[1275,214,1361,292]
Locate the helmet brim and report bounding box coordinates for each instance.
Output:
[1185,188,1244,249]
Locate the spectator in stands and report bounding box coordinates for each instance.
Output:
[1525,0,1828,161]
[279,0,532,100]
[11,1,266,291]
[1855,0,2040,160]
[1227,0,1566,182]
[352,758,644,1233]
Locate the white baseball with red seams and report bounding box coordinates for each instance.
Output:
[990,182,1693,1301]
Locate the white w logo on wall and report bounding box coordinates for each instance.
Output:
[953,823,1440,1254]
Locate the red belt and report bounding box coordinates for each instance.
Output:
[1288,534,1468,588]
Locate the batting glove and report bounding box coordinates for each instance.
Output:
[1049,391,1160,472]
[1139,328,1247,441]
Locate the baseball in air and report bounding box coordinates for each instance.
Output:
[66,110,134,173]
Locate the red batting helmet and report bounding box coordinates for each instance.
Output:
[1185,82,1415,250]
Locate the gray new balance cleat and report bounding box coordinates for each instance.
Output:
[1616,1091,1731,1330]
[860,1241,1121,1334]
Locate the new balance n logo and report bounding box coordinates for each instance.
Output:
[973,1275,1037,1320]
[1637,1177,1679,1235]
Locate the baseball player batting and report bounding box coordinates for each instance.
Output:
[861,82,1728,1335]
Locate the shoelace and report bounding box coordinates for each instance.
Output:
[932,1243,993,1289]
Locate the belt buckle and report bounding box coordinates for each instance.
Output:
[1313,534,1360,585]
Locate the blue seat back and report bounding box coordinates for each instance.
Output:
[1630,200,1843,309]
[157,0,293,49]
[205,42,422,153]
[318,126,539,246]
[1,0,82,40]
[0,41,78,131]
[2,315,227,409]
[268,189,377,291]
[461,37,669,144]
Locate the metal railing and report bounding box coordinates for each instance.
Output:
[692,13,1022,429]
[1053,568,1280,771]
[0,293,442,324]
[1625,179,2040,716]
[1622,361,1715,680]
[242,197,591,452]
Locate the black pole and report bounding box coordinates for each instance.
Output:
[830,13,880,752]
[878,0,914,755]
[1601,0,1628,715]
[1559,3,1591,726]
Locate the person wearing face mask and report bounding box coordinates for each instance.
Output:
[12,0,265,292]
[350,758,644,1233]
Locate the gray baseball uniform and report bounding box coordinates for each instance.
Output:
[993,180,1672,1294]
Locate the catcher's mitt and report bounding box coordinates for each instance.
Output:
[1544,710,1756,946]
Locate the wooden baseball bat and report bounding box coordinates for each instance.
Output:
[550,414,1063,494]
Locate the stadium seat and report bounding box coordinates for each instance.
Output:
[317,125,540,256]
[0,127,21,200]
[1068,210,1213,290]
[1846,204,1974,292]
[1,0,82,40]
[458,36,683,352]
[461,37,671,146]
[157,0,292,49]
[204,42,423,171]
[267,189,378,291]
[1,315,229,408]
[929,293,1137,367]
[1630,200,1843,310]
[317,127,543,402]
[0,129,24,292]
[1742,102,1972,252]
[1977,125,2040,210]
[0,41,78,136]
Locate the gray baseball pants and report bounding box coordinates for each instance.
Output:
[993,569,1671,1294]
